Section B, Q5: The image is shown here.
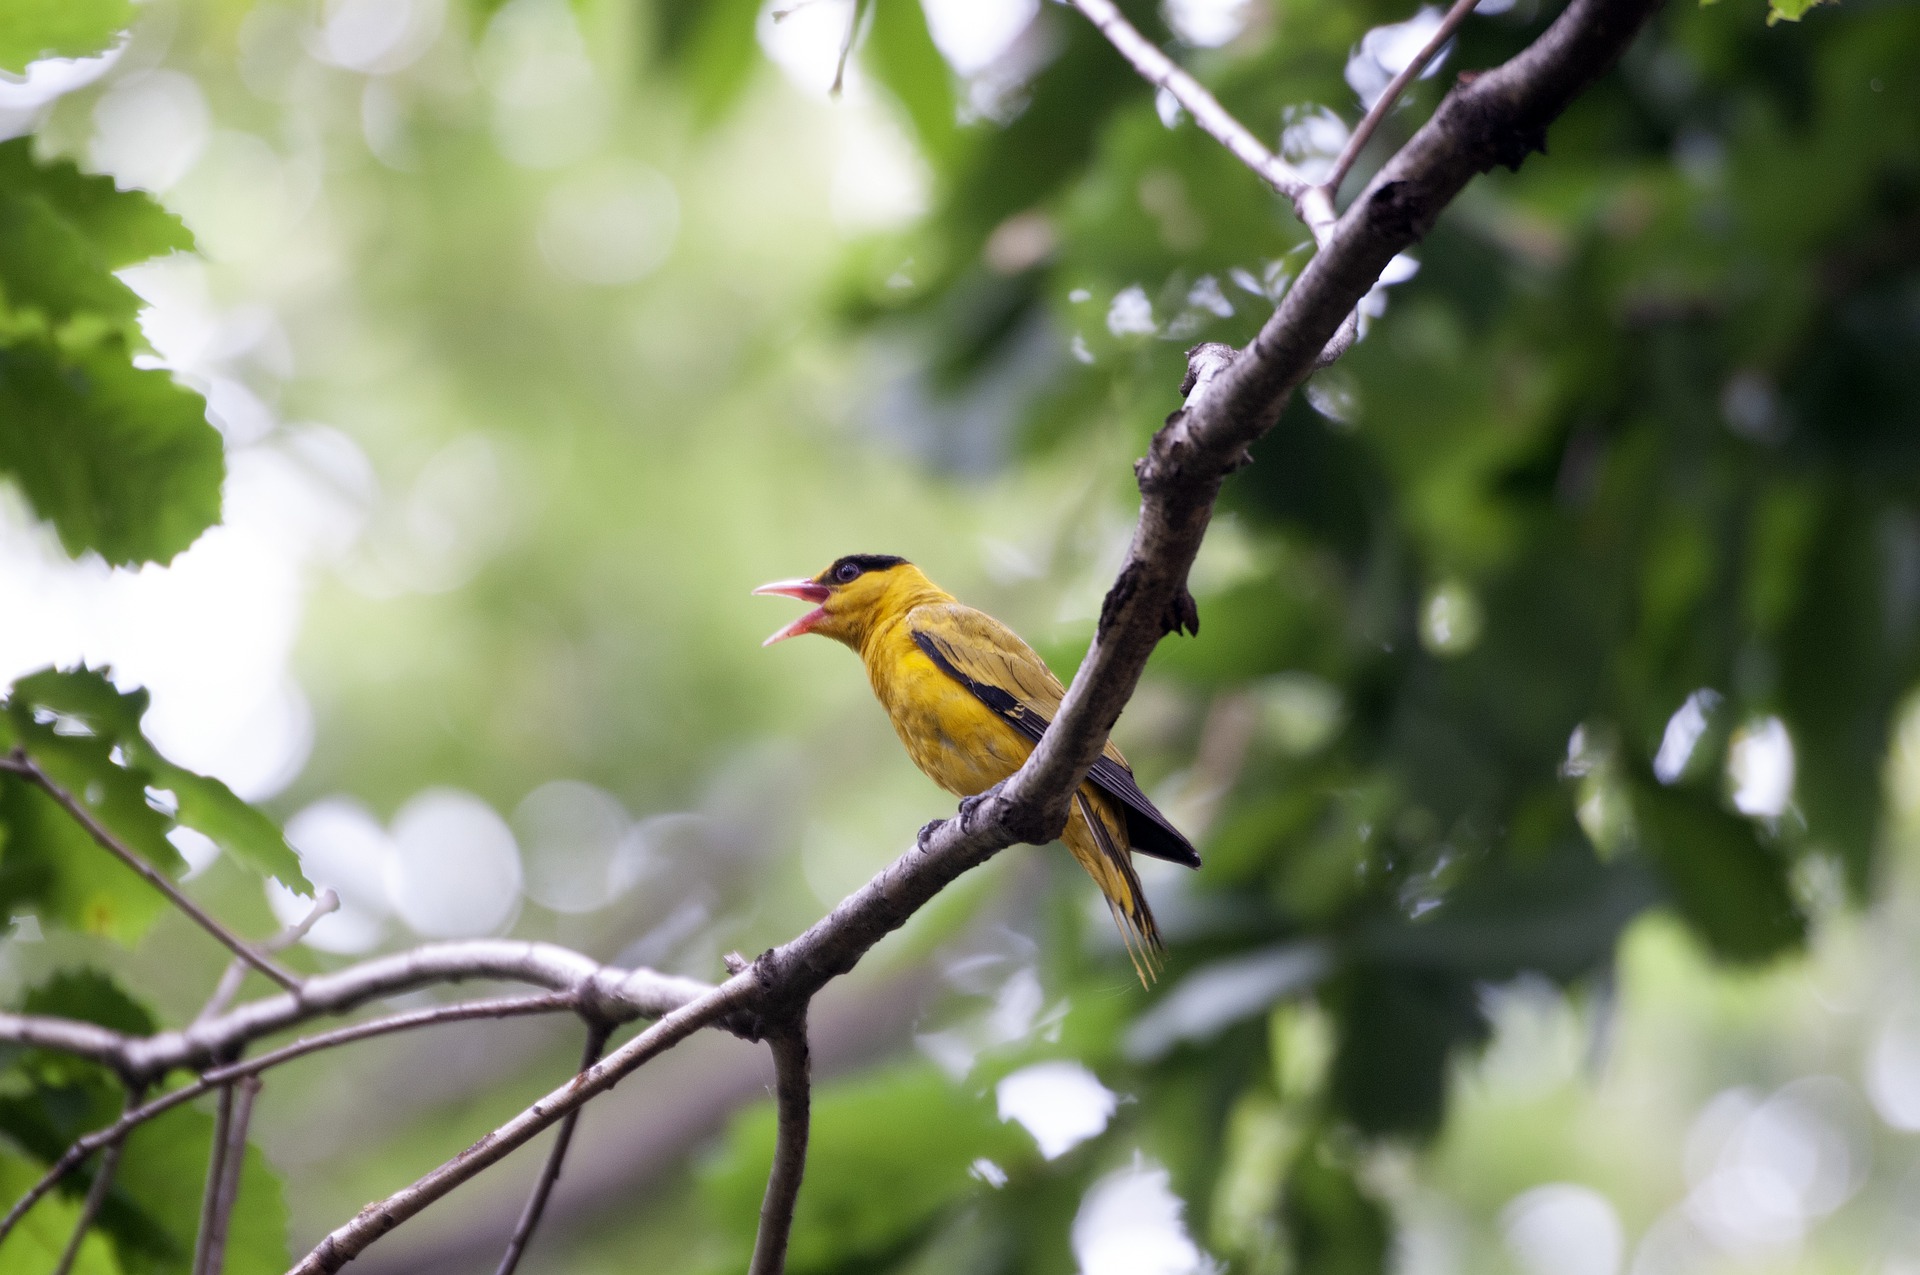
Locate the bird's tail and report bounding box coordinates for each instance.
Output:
[1067,790,1163,986]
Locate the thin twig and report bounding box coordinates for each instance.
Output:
[289,973,762,1275]
[198,1075,261,1275]
[196,890,340,1028]
[1066,0,1326,229]
[0,752,300,991]
[492,1020,614,1275]
[829,0,874,96]
[191,1083,237,1275]
[0,994,576,1253]
[747,1025,812,1275]
[50,1086,144,1275]
[1321,0,1481,197]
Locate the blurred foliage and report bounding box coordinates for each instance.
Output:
[0,0,131,74]
[699,1062,1038,1274]
[1,0,1917,1272]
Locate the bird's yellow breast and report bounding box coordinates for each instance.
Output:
[859,614,1036,798]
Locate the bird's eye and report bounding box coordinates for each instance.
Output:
[835,563,861,583]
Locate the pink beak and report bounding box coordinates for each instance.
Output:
[753,578,832,646]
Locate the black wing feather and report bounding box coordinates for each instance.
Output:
[911,630,1201,869]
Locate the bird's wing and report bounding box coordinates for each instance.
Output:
[908,604,1201,869]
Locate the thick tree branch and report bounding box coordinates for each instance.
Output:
[1323,0,1480,198]
[0,751,300,990]
[0,994,575,1251]
[491,1021,613,1275]
[747,1024,812,1275]
[1031,0,1667,842]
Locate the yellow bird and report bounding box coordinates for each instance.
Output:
[755,554,1199,980]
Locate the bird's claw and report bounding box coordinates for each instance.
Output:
[916,819,944,852]
[956,782,1006,830]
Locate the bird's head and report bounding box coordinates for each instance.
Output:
[754,554,931,647]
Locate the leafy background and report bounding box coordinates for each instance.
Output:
[1,0,1917,1272]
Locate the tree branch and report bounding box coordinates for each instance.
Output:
[196,890,340,1028]
[10,5,1671,1269]
[491,1021,613,1275]
[50,1086,143,1275]
[1322,0,1481,198]
[196,1075,260,1275]
[204,1075,261,1275]
[1065,0,1337,242]
[0,940,711,1080]
[747,1024,811,1275]
[288,972,761,1275]
[0,751,300,991]
[193,1083,235,1275]
[0,994,576,1252]
[1029,0,1669,852]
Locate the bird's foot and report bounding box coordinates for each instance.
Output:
[916,819,945,852]
[957,782,1006,831]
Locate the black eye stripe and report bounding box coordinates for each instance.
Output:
[822,553,909,584]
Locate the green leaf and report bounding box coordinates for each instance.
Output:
[1632,783,1805,963]
[865,0,958,168]
[114,1105,290,1275]
[1766,0,1832,23]
[0,1066,289,1275]
[0,765,173,945]
[0,140,192,335]
[0,1150,122,1275]
[0,0,132,73]
[3,668,309,892]
[0,332,222,566]
[21,968,158,1037]
[0,141,213,567]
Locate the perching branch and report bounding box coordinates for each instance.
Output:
[491,1021,614,1275]
[1322,0,1482,197]
[1033,0,1671,851]
[0,993,577,1252]
[0,751,300,991]
[747,1024,812,1275]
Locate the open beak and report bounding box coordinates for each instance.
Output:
[753,578,832,647]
